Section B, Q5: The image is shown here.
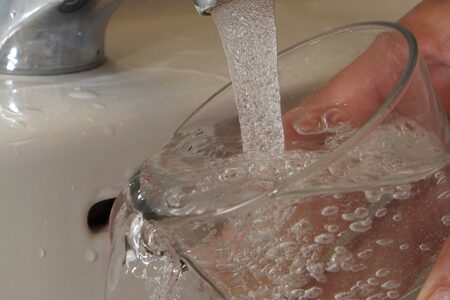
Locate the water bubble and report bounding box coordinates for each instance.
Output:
[399,244,410,251]
[381,280,401,290]
[84,249,97,262]
[314,233,335,245]
[357,248,374,259]
[321,205,339,216]
[355,207,369,218]
[419,244,431,251]
[438,190,450,200]
[376,239,394,247]
[375,268,390,277]
[364,189,383,203]
[334,291,356,300]
[68,88,99,99]
[392,190,411,200]
[392,213,402,222]
[349,218,372,233]
[290,219,312,236]
[37,248,46,259]
[325,224,340,233]
[367,277,380,286]
[351,263,367,272]
[386,290,400,299]
[367,293,386,300]
[375,208,387,218]
[441,215,450,226]
[304,287,323,299]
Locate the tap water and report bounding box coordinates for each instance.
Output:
[106,112,450,299]
[211,0,284,153]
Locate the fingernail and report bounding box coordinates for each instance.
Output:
[428,288,450,300]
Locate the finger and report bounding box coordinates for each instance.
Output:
[417,236,450,300]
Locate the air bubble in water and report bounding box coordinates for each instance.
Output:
[357,248,374,259]
[375,208,387,218]
[349,218,372,233]
[441,215,450,226]
[386,290,400,299]
[419,244,431,251]
[325,224,340,233]
[321,205,339,216]
[381,280,401,290]
[376,239,394,247]
[392,212,402,222]
[399,244,410,251]
[375,268,390,277]
[314,233,335,245]
[367,277,380,286]
[304,287,323,299]
[437,190,450,200]
[364,189,383,203]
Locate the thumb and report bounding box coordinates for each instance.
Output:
[417,236,450,300]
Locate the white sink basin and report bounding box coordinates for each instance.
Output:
[0,0,419,299]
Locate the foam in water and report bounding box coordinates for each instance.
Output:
[106,113,450,299]
[211,0,284,153]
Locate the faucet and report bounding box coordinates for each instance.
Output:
[0,0,228,75]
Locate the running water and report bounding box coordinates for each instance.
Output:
[106,111,450,299]
[211,0,285,153]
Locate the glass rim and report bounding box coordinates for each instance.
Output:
[137,21,421,220]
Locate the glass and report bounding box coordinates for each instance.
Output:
[106,22,450,300]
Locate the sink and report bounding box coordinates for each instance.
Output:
[0,0,419,299]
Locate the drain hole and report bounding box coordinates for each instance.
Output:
[87,198,115,233]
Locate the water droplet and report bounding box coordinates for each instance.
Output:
[375,268,390,277]
[68,88,99,99]
[321,205,339,216]
[441,215,450,226]
[92,102,107,109]
[102,126,116,136]
[37,248,46,258]
[381,280,401,290]
[357,248,374,259]
[375,208,387,218]
[367,293,386,300]
[84,249,97,262]
[9,10,16,18]
[314,233,335,244]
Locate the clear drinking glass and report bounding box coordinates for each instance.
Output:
[107,22,450,300]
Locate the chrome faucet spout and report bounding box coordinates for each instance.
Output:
[193,0,228,15]
[0,0,122,75]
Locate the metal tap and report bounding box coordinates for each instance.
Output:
[193,0,228,15]
[0,0,123,75]
[0,0,227,75]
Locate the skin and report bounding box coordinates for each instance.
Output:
[282,1,450,299]
[167,1,449,298]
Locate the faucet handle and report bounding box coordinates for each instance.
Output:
[0,0,122,75]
